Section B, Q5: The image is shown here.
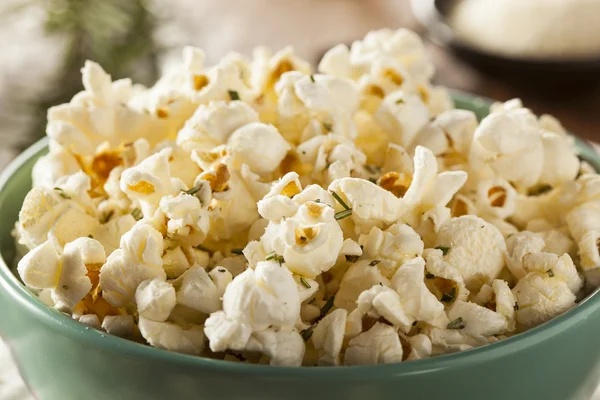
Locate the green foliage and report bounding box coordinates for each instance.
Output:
[11,0,160,146]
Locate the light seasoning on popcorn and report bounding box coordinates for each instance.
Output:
[13,28,597,367]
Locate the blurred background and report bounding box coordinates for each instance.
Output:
[1,0,600,171]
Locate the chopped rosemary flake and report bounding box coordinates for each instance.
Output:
[131,208,143,221]
[320,296,335,319]
[330,190,350,210]
[440,287,457,303]
[184,185,202,195]
[369,260,382,266]
[395,98,405,104]
[310,74,315,83]
[514,302,519,311]
[547,269,555,277]
[345,254,360,263]
[447,317,466,330]
[101,210,114,224]
[266,251,284,264]
[364,164,381,175]
[301,327,313,341]
[54,187,71,199]
[425,272,435,279]
[62,285,69,290]
[334,209,353,220]
[435,246,450,256]
[528,184,552,196]
[322,122,333,132]
[231,248,244,255]
[300,277,311,289]
[228,90,240,101]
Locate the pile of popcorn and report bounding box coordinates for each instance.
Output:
[14,28,600,367]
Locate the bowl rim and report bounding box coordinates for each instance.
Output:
[2,100,600,377]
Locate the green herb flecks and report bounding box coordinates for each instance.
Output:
[54,187,71,199]
[301,327,313,341]
[334,209,353,220]
[309,74,315,83]
[184,184,202,195]
[228,90,240,101]
[369,260,382,266]
[447,317,466,330]
[300,277,311,289]
[322,122,333,132]
[266,251,285,264]
[528,184,552,196]
[101,210,114,224]
[435,246,450,256]
[440,287,457,303]
[319,295,335,319]
[547,269,555,277]
[345,254,360,263]
[330,190,350,210]
[131,208,143,221]
[231,248,244,255]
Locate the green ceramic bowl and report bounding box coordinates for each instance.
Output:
[1,93,600,400]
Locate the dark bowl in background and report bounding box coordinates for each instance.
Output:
[411,0,600,88]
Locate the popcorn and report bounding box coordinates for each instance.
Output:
[17,185,98,250]
[32,145,80,188]
[296,134,367,185]
[159,193,209,246]
[512,272,576,328]
[99,224,166,307]
[470,103,544,189]
[15,28,600,366]
[228,122,291,175]
[344,323,404,365]
[474,178,517,219]
[334,259,391,312]
[120,148,184,217]
[391,257,448,327]
[102,315,134,337]
[17,240,61,290]
[46,61,152,157]
[350,285,413,333]
[138,317,205,355]
[374,92,430,148]
[176,100,259,153]
[447,300,508,336]
[311,308,348,365]
[407,334,432,361]
[328,177,404,230]
[135,277,177,322]
[435,216,506,291]
[175,267,222,315]
[358,223,424,278]
[245,326,305,366]
[260,202,344,278]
